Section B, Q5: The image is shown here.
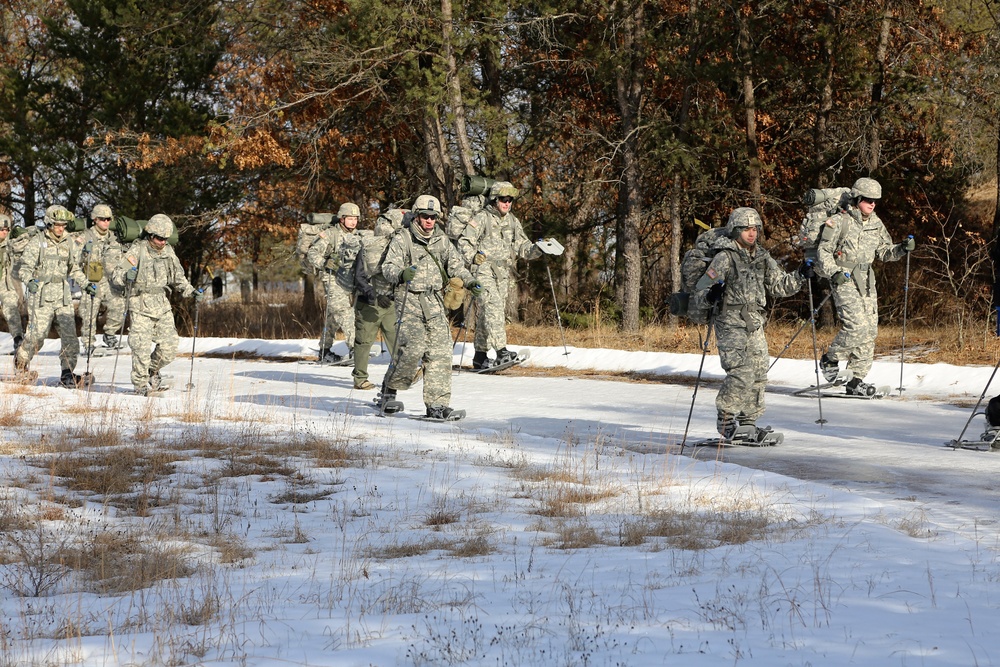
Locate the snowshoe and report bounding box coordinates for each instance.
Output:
[728,424,783,447]
[420,406,465,422]
[460,349,530,374]
[103,334,121,349]
[845,378,877,397]
[820,354,839,383]
[946,421,1000,451]
[3,368,38,384]
[374,388,403,415]
[60,370,93,389]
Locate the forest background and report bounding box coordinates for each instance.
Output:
[2,0,1000,341]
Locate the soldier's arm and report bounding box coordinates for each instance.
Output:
[306,235,330,271]
[875,223,906,262]
[17,239,39,283]
[380,237,407,286]
[814,217,843,279]
[456,214,484,265]
[511,217,541,260]
[764,255,804,299]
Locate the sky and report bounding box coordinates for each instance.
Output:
[1,332,999,667]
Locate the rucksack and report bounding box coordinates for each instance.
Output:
[445,195,487,242]
[668,227,732,324]
[795,187,852,260]
[10,225,40,279]
[296,213,335,275]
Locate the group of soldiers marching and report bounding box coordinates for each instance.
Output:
[299,181,562,421]
[0,204,201,396]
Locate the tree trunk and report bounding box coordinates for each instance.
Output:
[739,17,761,205]
[814,2,836,188]
[421,112,454,203]
[864,4,893,173]
[441,0,475,179]
[991,125,1000,315]
[302,273,319,320]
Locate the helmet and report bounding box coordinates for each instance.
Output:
[851,177,882,200]
[413,195,442,217]
[488,181,519,200]
[44,205,74,227]
[726,207,763,237]
[337,202,361,219]
[144,214,174,238]
[91,204,113,220]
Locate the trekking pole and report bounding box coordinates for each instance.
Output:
[948,356,1000,447]
[768,290,832,371]
[378,270,413,417]
[186,297,200,391]
[897,236,913,396]
[545,263,570,356]
[109,283,131,393]
[84,291,96,383]
[679,303,718,456]
[317,274,331,366]
[806,271,827,426]
[452,295,474,370]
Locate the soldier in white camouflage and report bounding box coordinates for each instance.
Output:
[380,195,480,419]
[0,212,23,351]
[815,177,913,396]
[351,211,400,390]
[691,207,805,440]
[15,205,95,387]
[110,214,201,395]
[75,203,126,354]
[456,181,542,369]
[307,202,364,364]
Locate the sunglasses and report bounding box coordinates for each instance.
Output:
[497,196,514,204]
[95,217,111,222]
[150,234,168,242]
[418,213,438,221]
[859,197,877,205]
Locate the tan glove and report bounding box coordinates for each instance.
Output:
[473,251,486,265]
[442,276,467,310]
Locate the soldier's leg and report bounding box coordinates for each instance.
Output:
[385,305,425,393]
[149,317,181,376]
[54,304,79,372]
[0,288,23,340]
[319,276,336,352]
[327,284,356,350]
[129,313,156,390]
[378,304,398,353]
[846,295,879,379]
[16,301,56,368]
[352,301,378,385]
[826,285,865,367]
[101,282,126,339]
[78,292,99,349]
[715,323,754,420]
[737,328,769,422]
[422,311,454,409]
[473,272,502,353]
[485,275,510,352]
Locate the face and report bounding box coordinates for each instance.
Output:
[858,197,877,216]
[93,215,111,232]
[340,215,358,231]
[496,196,514,214]
[50,222,67,238]
[149,234,168,250]
[0,227,8,240]
[417,213,437,233]
[738,226,758,248]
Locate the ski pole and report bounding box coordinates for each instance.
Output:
[897,236,912,396]
[679,306,718,455]
[84,291,96,383]
[378,270,413,417]
[109,282,132,392]
[806,271,827,425]
[545,262,570,356]
[768,290,832,371]
[948,356,1000,447]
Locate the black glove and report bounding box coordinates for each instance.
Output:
[377,295,393,309]
[798,261,815,279]
[706,282,725,305]
[802,189,818,206]
[831,271,851,287]
[902,236,915,252]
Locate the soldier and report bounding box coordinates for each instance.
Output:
[76,203,126,355]
[351,211,400,390]
[379,195,480,419]
[456,180,542,369]
[110,214,201,395]
[0,212,23,352]
[691,207,805,442]
[815,177,913,396]
[307,202,363,364]
[15,205,95,387]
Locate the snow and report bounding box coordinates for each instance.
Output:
[2,332,1000,666]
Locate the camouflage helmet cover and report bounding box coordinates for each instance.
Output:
[726,207,763,236]
[91,203,113,220]
[413,195,442,217]
[851,177,882,200]
[44,205,74,226]
[144,214,174,238]
[0,212,10,229]
[337,202,361,219]
[489,181,519,199]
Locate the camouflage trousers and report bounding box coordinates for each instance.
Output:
[714,320,769,422]
[0,285,22,339]
[78,280,126,347]
[827,282,879,380]
[385,291,453,409]
[473,267,509,353]
[320,277,355,352]
[16,297,77,372]
[128,311,179,391]
[353,299,397,385]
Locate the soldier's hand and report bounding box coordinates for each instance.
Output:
[902,236,915,252]
[473,251,486,265]
[84,283,98,297]
[706,282,725,305]
[466,280,483,296]
[400,265,417,283]
[325,256,339,271]
[831,271,851,287]
[377,295,393,309]
[193,288,205,302]
[26,280,40,294]
[797,260,815,279]
[125,267,138,283]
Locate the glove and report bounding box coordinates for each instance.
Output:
[902,236,915,252]
[798,261,815,279]
[831,271,851,286]
[324,256,339,271]
[802,189,819,206]
[193,288,205,302]
[466,280,483,296]
[84,283,98,296]
[125,267,138,283]
[377,295,393,309]
[27,279,40,294]
[399,265,417,283]
[706,282,724,305]
[473,251,486,266]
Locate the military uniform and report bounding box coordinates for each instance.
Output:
[16,208,89,378]
[815,181,908,385]
[351,214,400,389]
[110,215,197,394]
[0,216,23,345]
[307,223,362,359]
[692,208,803,436]
[381,200,474,414]
[75,209,126,351]
[456,181,540,367]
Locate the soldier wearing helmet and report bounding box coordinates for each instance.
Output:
[455,180,543,370]
[815,177,915,396]
[377,194,480,420]
[306,201,368,364]
[74,203,126,355]
[691,207,805,443]
[15,204,93,387]
[0,211,23,352]
[111,213,200,395]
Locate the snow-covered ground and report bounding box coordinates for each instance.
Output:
[1,332,999,666]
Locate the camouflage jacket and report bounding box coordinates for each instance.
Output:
[691,236,802,332]
[382,226,472,295]
[307,225,365,292]
[457,204,540,275]
[0,235,14,290]
[815,206,905,279]
[74,226,123,284]
[111,239,194,318]
[17,229,87,305]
